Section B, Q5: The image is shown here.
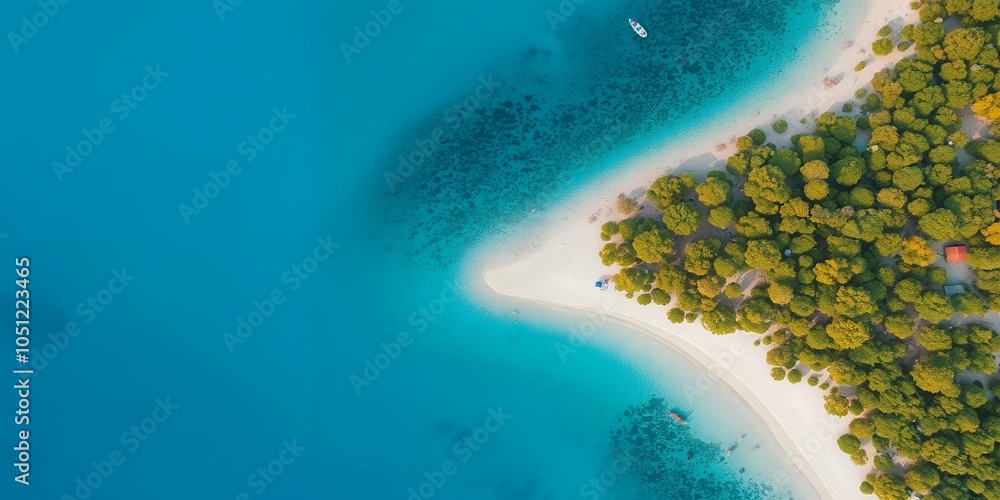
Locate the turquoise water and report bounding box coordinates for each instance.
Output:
[1,0,855,498]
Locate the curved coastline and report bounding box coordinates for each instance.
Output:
[484,256,832,500]
[478,1,921,499]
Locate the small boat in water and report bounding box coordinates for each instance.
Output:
[669,411,687,424]
[629,19,647,38]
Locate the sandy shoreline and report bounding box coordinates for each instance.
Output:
[485,216,851,498]
[480,1,921,499]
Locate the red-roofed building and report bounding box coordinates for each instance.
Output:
[945,245,968,263]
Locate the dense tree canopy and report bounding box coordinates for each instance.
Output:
[596,4,1000,498]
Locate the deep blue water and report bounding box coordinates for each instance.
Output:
[1,0,855,499]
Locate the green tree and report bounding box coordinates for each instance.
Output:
[928,145,956,164]
[707,206,734,229]
[695,177,732,207]
[667,308,686,324]
[838,433,862,454]
[920,435,960,465]
[904,462,940,496]
[874,233,903,257]
[599,242,639,267]
[647,175,689,210]
[702,305,737,335]
[772,120,788,134]
[867,474,908,500]
[873,37,895,56]
[655,265,687,293]
[713,257,738,278]
[911,85,947,117]
[768,282,795,305]
[896,59,934,93]
[695,275,725,298]
[816,112,857,143]
[859,482,874,495]
[981,222,1000,245]
[894,278,923,302]
[848,186,875,208]
[738,297,775,331]
[797,135,827,162]
[945,80,973,108]
[884,314,916,339]
[870,125,900,151]
[906,197,933,217]
[799,160,829,181]
[969,247,1000,270]
[600,221,619,241]
[746,165,791,204]
[892,166,924,192]
[827,318,872,349]
[832,156,866,187]
[651,288,671,306]
[916,325,953,351]
[918,208,958,241]
[835,286,879,317]
[683,239,720,276]
[850,418,875,440]
[766,346,795,366]
[662,202,701,236]
[804,180,830,201]
[814,257,856,285]
[914,291,954,323]
[769,149,802,176]
[790,234,818,255]
[972,92,1000,121]
[735,212,773,238]
[953,292,987,316]
[912,23,945,48]
[744,240,783,271]
[876,187,907,209]
[900,236,936,267]
[962,430,995,457]
[829,359,868,386]
[632,229,675,265]
[613,268,654,298]
[616,218,657,241]
[824,392,852,417]
[912,357,959,396]
[970,0,999,22]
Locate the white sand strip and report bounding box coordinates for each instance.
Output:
[479,1,921,498]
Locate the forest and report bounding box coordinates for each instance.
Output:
[599,1,1000,498]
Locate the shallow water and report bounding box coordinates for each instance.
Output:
[1,0,857,498]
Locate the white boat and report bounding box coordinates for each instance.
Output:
[629,19,647,38]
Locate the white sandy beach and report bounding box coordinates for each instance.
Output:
[481,1,921,499]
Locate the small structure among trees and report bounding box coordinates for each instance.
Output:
[944,244,968,263]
